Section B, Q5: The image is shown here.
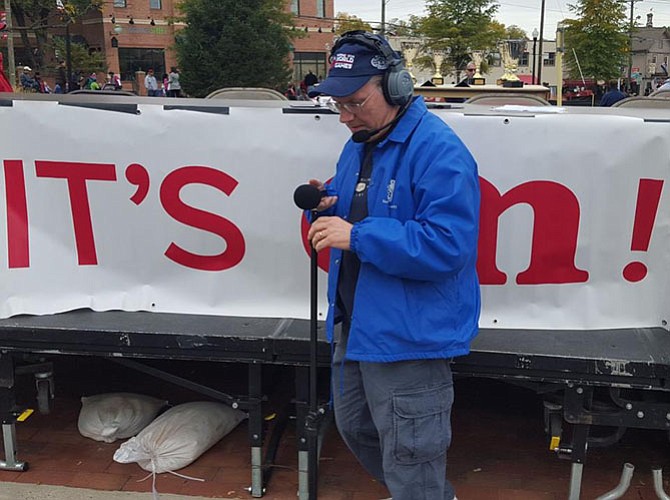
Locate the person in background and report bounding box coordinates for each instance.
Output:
[34,72,51,93]
[600,79,627,106]
[108,71,122,90]
[304,30,480,500]
[144,68,159,97]
[167,66,181,97]
[303,69,318,94]
[57,61,67,93]
[456,62,477,87]
[161,73,169,97]
[285,82,298,100]
[20,66,39,92]
[89,73,101,91]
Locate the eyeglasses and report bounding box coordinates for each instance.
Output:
[326,91,376,114]
[466,68,476,72]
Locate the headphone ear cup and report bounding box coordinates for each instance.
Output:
[385,67,414,106]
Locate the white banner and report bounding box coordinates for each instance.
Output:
[1,98,669,331]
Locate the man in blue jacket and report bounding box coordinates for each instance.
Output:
[307,31,480,500]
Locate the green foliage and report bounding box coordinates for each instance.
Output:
[51,37,105,75]
[385,18,418,37]
[415,0,500,76]
[174,0,295,97]
[563,0,629,81]
[335,12,372,34]
[11,0,102,71]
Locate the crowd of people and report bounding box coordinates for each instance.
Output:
[142,67,181,97]
[17,62,183,97]
[284,69,322,100]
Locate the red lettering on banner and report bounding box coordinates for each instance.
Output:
[477,177,589,285]
[160,166,245,271]
[623,179,664,282]
[125,163,150,205]
[4,160,29,268]
[301,214,330,272]
[35,161,117,266]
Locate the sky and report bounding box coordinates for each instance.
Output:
[334,0,670,41]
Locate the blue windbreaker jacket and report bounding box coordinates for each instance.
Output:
[323,97,481,362]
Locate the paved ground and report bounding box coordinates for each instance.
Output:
[0,356,669,499]
[0,483,237,500]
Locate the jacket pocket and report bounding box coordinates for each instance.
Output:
[392,383,453,464]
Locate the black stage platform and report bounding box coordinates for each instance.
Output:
[0,310,668,499]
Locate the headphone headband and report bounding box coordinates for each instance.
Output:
[331,31,401,68]
[330,31,413,106]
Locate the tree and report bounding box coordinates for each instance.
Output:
[11,0,102,71]
[51,36,105,76]
[384,18,418,37]
[414,0,500,80]
[335,12,371,35]
[562,0,629,81]
[174,0,295,97]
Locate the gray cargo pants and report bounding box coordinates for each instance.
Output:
[332,335,456,500]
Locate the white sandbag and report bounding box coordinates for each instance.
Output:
[113,401,246,473]
[78,393,168,443]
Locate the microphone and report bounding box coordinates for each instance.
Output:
[351,100,411,143]
[293,184,324,210]
[352,119,396,143]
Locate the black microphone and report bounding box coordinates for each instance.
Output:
[351,100,411,143]
[293,184,324,210]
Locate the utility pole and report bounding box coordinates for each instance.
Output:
[628,0,640,93]
[380,0,386,36]
[556,23,565,106]
[537,0,546,86]
[4,0,15,88]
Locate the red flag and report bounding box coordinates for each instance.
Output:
[0,53,13,93]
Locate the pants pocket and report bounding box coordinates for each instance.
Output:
[392,383,453,465]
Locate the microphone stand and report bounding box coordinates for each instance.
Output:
[305,208,320,500]
[292,185,329,500]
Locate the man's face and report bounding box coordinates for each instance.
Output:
[333,80,395,138]
[466,65,476,75]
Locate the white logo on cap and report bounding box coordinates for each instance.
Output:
[371,55,389,70]
[333,53,355,70]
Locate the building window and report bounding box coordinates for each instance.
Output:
[118,47,165,81]
[150,0,161,8]
[317,0,325,17]
[519,51,529,66]
[544,52,555,66]
[291,0,299,15]
[113,0,126,6]
[293,52,327,85]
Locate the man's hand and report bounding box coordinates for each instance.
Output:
[308,216,353,252]
[308,179,338,212]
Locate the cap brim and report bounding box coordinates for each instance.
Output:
[308,75,372,98]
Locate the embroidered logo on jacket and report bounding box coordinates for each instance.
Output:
[384,179,396,205]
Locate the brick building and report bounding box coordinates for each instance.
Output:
[93,0,334,90]
[7,0,335,92]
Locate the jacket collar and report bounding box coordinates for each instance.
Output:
[383,96,427,145]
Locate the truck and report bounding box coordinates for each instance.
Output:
[0,92,669,499]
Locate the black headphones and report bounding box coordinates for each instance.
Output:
[330,30,414,107]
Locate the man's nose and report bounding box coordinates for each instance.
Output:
[339,109,354,123]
